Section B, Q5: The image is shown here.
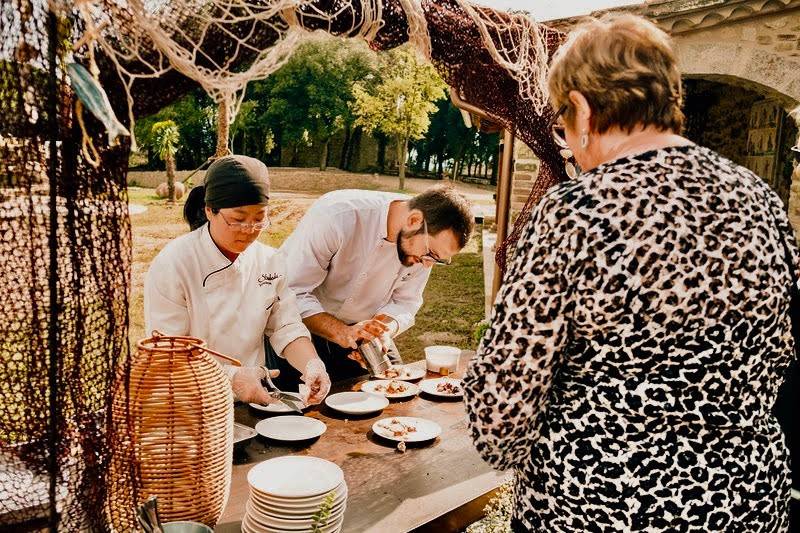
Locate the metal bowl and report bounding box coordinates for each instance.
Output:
[161,522,214,533]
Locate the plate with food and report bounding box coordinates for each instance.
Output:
[249,401,306,414]
[361,379,419,399]
[372,365,426,381]
[420,378,464,398]
[324,391,389,415]
[372,416,441,442]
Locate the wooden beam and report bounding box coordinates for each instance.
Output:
[492,128,515,302]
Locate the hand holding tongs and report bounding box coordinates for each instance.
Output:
[261,368,305,413]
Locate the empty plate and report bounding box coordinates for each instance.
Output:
[372,416,442,443]
[255,416,326,442]
[324,391,389,415]
[247,456,343,498]
[361,379,419,399]
[419,377,464,398]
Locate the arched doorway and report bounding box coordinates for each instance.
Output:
[683,76,799,208]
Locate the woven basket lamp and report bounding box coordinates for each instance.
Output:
[112,331,241,527]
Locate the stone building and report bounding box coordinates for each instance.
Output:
[511,0,800,227]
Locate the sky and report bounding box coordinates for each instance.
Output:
[475,0,644,21]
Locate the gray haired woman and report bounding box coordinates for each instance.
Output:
[464,13,794,532]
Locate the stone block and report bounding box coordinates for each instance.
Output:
[757,35,773,45]
[776,43,795,53]
[515,162,540,172]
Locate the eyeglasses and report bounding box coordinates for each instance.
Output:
[549,104,568,149]
[217,210,271,232]
[420,219,451,265]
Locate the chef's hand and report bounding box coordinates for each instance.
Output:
[334,314,395,350]
[299,358,330,405]
[231,366,281,405]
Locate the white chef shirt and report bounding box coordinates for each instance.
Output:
[144,223,310,368]
[279,190,431,335]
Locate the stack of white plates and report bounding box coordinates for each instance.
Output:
[242,456,347,533]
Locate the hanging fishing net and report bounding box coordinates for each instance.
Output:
[0,0,566,530]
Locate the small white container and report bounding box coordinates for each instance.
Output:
[425,345,461,374]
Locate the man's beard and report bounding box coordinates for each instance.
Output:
[396,229,418,267]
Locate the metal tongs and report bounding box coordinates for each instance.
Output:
[136,495,163,533]
[262,368,305,413]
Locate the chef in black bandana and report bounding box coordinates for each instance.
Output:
[144,155,330,406]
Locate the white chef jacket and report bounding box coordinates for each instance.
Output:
[144,223,310,368]
[279,189,431,335]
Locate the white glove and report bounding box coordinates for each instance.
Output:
[231,366,280,405]
[299,358,331,406]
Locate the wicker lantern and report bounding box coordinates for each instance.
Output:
[111,331,239,527]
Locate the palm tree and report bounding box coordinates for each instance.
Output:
[151,120,180,203]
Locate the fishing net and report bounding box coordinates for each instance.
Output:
[0,1,134,530]
[0,0,565,530]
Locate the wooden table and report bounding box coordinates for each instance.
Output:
[215,352,506,532]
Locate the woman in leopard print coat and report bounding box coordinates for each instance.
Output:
[464,14,794,532]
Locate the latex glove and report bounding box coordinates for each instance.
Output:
[231,366,280,405]
[335,318,389,349]
[299,358,330,406]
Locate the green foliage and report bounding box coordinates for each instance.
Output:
[465,478,514,533]
[150,120,180,162]
[260,39,378,160]
[473,319,490,346]
[351,47,446,144]
[134,89,215,169]
[310,490,336,533]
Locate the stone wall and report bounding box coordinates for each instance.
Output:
[511,141,539,215]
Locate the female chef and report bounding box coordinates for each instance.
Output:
[144,155,330,405]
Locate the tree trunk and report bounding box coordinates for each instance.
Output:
[166,153,177,204]
[340,125,351,170]
[216,99,229,157]
[397,136,408,190]
[319,139,329,171]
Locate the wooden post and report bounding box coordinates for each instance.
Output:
[492,128,514,302]
[216,99,229,157]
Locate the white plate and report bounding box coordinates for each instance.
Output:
[419,378,464,398]
[243,511,344,533]
[372,365,426,381]
[251,481,347,508]
[251,487,347,516]
[254,416,326,442]
[247,500,346,530]
[247,456,343,498]
[249,401,304,414]
[372,417,442,443]
[324,391,389,415]
[361,380,419,399]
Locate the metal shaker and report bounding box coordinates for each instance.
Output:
[358,335,403,376]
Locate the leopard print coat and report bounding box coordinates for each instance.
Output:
[464,145,794,532]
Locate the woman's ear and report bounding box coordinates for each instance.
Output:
[568,90,593,133]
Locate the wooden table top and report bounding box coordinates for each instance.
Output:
[215,352,505,533]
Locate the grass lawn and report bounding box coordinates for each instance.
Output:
[129,169,489,363]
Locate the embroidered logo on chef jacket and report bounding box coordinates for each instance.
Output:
[400,272,414,282]
[258,273,280,287]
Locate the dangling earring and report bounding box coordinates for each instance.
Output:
[580,131,589,149]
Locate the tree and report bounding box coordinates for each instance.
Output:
[352,47,447,189]
[134,90,215,170]
[151,120,180,203]
[261,39,377,170]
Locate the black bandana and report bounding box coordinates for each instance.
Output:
[204,155,270,209]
